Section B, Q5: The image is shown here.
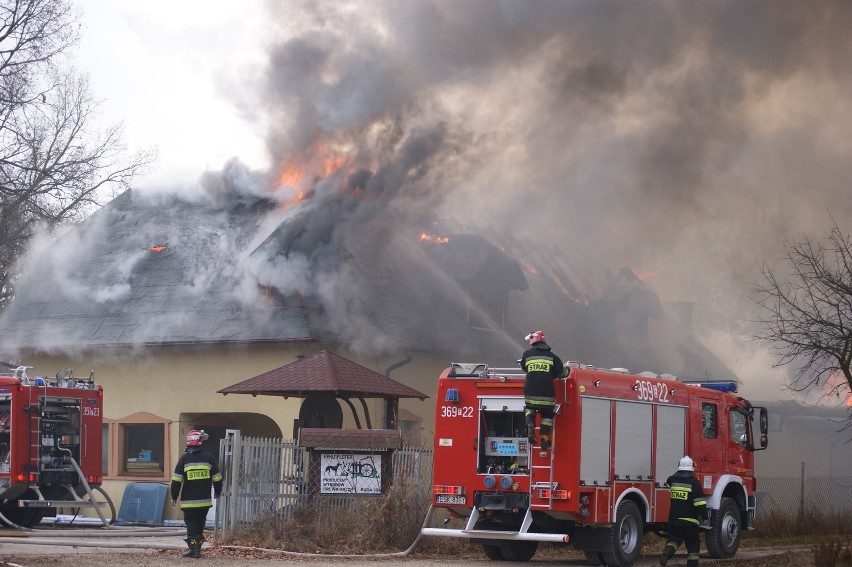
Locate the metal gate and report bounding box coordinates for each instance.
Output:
[215,430,434,537]
[216,430,308,536]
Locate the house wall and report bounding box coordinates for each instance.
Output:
[17,342,444,521]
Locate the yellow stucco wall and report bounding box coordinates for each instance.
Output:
[16,342,445,520]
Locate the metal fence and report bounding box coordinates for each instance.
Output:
[758,476,852,517]
[215,430,433,538]
[215,431,850,538]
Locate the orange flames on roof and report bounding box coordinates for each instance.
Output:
[420,233,449,244]
[147,245,167,253]
[273,141,356,209]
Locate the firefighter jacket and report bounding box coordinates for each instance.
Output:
[520,342,568,407]
[170,447,223,510]
[665,470,708,527]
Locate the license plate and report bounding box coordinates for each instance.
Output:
[436,495,466,505]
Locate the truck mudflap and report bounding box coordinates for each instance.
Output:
[747,493,757,529]
[420,507,570,543]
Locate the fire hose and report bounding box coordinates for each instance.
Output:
[0,507,437,558]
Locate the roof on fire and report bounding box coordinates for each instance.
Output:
[0,191,309,348]
[0,189,738,382]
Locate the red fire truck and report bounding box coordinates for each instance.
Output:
[421,362,768,567]
[0,365,114,528]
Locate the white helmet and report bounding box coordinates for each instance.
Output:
[678,456,695,471]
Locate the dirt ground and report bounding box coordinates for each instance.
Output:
[0,541,816,567]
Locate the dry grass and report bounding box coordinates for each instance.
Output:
[222,495,852,565]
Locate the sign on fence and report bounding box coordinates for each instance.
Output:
[320,453,382,494]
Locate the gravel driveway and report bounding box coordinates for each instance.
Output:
[0,527,814,567]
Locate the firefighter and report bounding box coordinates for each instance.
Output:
[659,456,709,567]
[520,330,568,450]
[171,429,223,559]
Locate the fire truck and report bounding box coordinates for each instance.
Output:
[0,365,115,528]
[421,362,768,567]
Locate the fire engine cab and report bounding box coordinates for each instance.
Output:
[421,362,768,567]
[0,365,114,528]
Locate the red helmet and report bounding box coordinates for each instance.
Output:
[186,429,208,447]
[525,330,546,345]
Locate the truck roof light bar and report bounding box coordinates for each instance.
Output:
[682,380,739,393]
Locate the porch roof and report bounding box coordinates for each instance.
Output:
[217,349,428,400]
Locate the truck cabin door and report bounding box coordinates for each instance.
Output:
[696,398,725,485]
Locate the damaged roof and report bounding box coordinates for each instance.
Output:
[0,190,309,349]
[0,188,738,382]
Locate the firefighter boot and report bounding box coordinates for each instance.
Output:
[525,414,537,445]
[183,537,201,558]
[658,543,676,566]
[540,435,551,451]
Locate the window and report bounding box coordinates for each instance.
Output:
[730,410,748,448]
[122,424,165,476]
[103,412,171,479]
[701,403,717,439]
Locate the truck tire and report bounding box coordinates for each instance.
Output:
[499,540,538,561]
[482,544,505,560]
[601,499,643,567]
[584,550,605,565]
[0,491,45,528]
[705,496,741,558]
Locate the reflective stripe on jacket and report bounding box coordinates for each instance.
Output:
[170,448,223,510]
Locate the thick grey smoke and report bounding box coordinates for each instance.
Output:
[231,0,852,399]
[8,1,851,401]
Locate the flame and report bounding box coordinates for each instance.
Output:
[420,233,449,244]
[147,245,167,253]
[273,140,355,208]
[634,270,654,281]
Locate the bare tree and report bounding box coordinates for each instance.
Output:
[751,216,852,428]
[0,0,154,310]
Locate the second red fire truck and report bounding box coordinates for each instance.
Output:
[0,365,114,528]
[421,361,768,567]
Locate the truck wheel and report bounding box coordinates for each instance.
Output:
[0,491,45,528]
[705,497,741,558]
[583,550,605,565]
[499,540,538,561]
[601,499,643,567]
[481,544,505,560]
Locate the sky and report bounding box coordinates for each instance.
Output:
[60,0,852,405]
[77,0,271,187]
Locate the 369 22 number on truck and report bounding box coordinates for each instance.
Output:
[421,362,768,567]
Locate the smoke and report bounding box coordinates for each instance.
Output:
[8,0,852,388]
[209,0,851,386]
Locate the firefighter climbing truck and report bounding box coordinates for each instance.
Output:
[421,362,768,567]
[0,365,114,528]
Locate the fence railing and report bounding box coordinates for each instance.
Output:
[215,431,851,538]
[215,431,434,537]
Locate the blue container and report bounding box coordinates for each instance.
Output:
[117,482,168,525]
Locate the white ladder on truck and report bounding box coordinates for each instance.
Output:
[529,404,559,510]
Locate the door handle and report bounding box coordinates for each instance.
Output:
[701,456,709,462]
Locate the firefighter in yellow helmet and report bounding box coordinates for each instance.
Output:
[170,429,223,558]
[520,331,569,451]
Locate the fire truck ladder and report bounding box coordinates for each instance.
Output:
[529,404,560,511]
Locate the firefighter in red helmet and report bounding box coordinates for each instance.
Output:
[171,429,223,558]
[520,331,569,451]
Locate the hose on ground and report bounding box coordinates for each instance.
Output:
[0,506,438,558]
